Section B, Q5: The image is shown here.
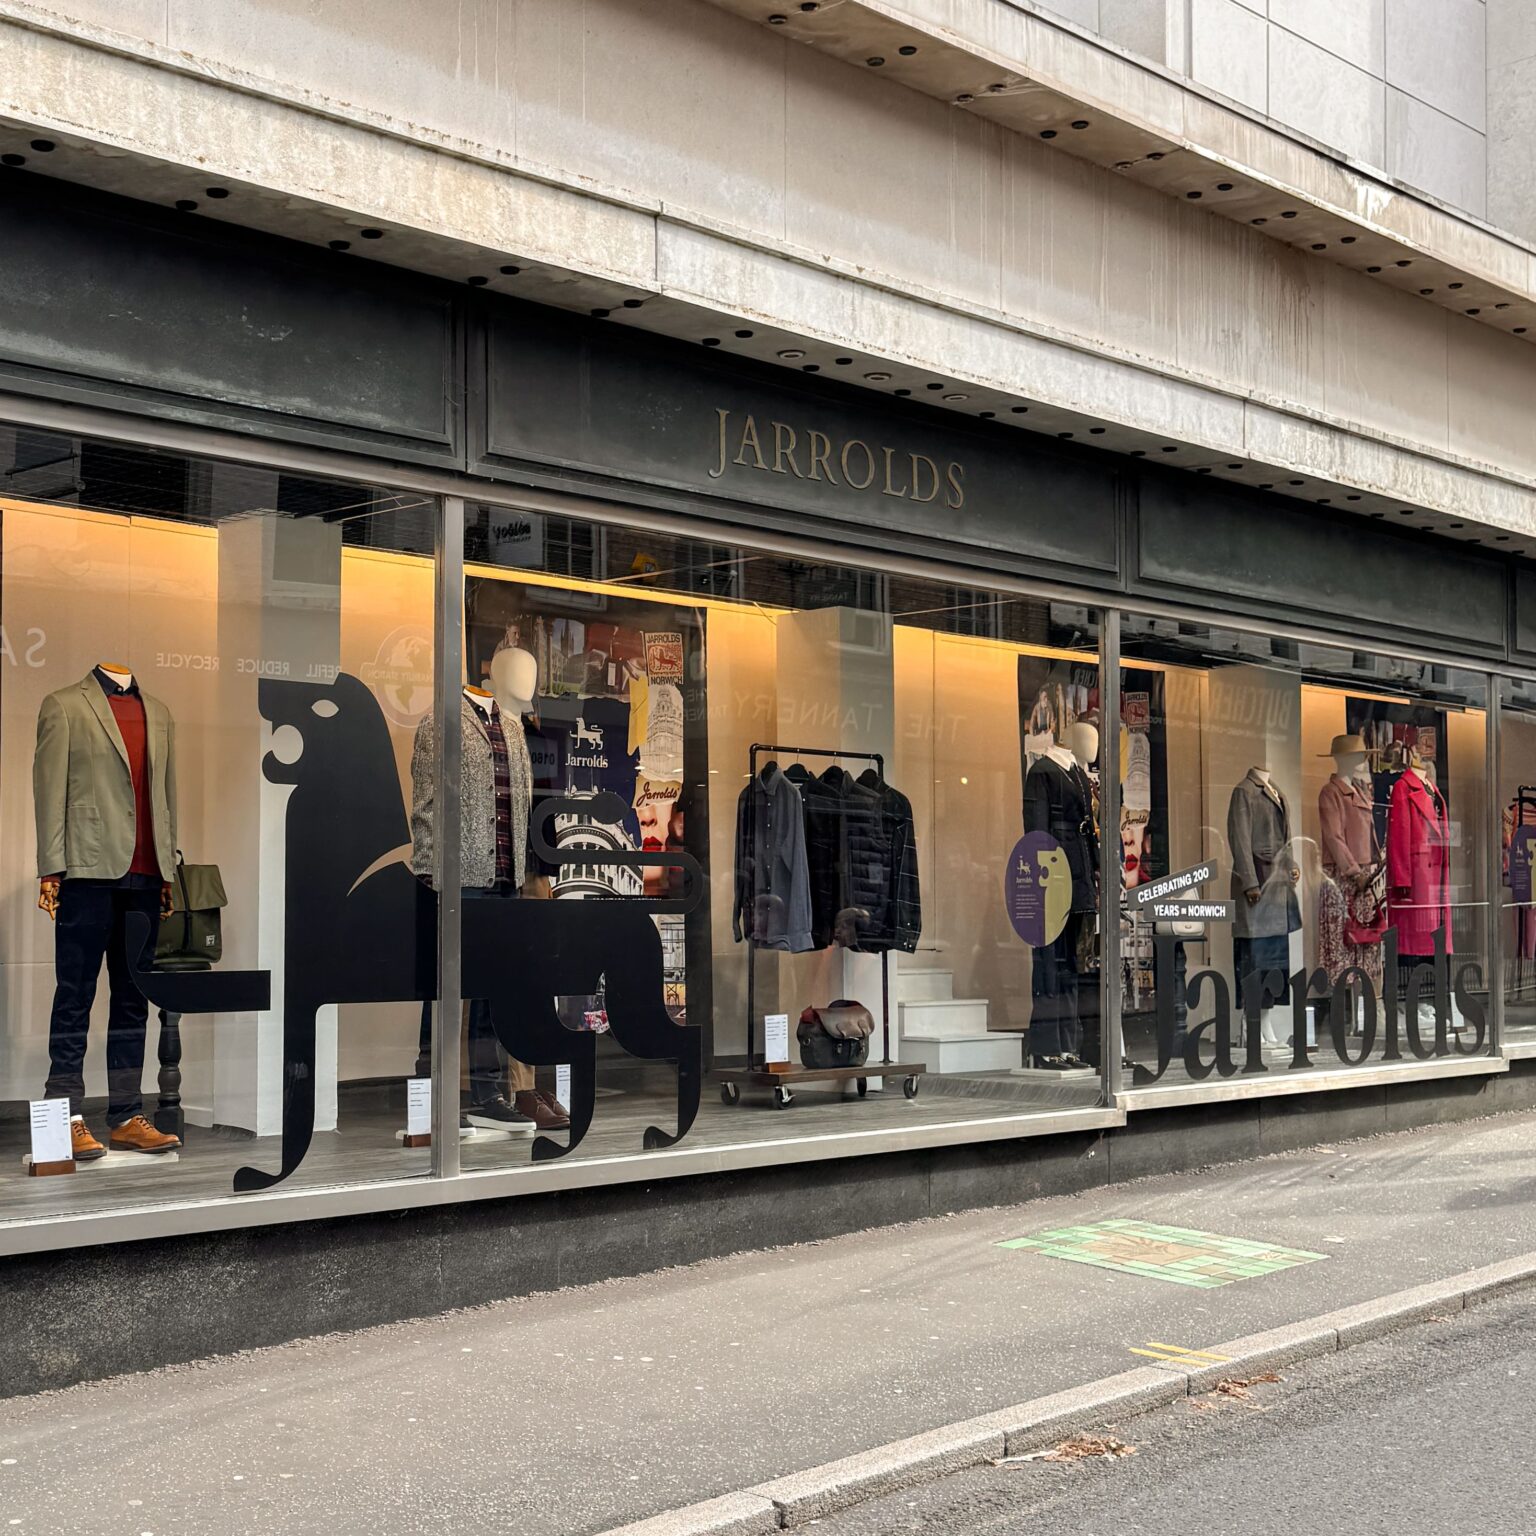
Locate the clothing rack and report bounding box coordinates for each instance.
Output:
[721,741,924,1109]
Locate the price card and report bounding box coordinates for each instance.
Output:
[555,1064,572,1107]
[29,1099,71,1164]
[406,1078,432,1136]
[764,1012,791,1064]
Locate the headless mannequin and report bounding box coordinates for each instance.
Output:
[1068,722,1099,773]
[39,664,172,920]
[1238,764,1297,1049]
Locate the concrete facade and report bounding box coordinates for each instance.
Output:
[0,0,1532,552]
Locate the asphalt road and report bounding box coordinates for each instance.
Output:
[820,1289,1536,1535]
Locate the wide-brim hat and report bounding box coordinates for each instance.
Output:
[1318,733,1367,758]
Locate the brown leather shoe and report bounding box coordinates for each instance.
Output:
[109,1114,181,1154]
[514,1090,570,1131]
[70,1116,106,1162]
[538,1090,572,1126]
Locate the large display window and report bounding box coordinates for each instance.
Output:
[452,500,1110,1176]
[1498,676,1536,1049]
[0,430,441,1222]
[1117,616,1494,1093]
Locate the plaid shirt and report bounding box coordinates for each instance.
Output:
[485,701,514,886]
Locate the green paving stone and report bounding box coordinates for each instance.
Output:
[997,1218,1329,1285]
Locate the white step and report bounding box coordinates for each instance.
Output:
[898,998,989,1038]
[899,1033,1022,1074]
[895,969,954,1003]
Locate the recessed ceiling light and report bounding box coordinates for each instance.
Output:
[778,349,805,360]
[622,298,643,308]
[206,187,231,200]
[500,264,521,275]
[328,239,350,251]
[1089,427,1106,435]
[1010,405,1029,413]
[943,392,968,401]
[175,199,198,212]
[360,227,383,239]
[894,388,911,396]
[899,45,918,56]
[834,356,852,365]
[866,56,885,66]
[29,138,54,152]
[864,370,891,381]
[1040,130,1057,139]
[0,154,23,166]
[735,329,753,338]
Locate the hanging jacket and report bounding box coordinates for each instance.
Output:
[733,764,814,952]
[1387,767,1453,957]
[857,768,922,953]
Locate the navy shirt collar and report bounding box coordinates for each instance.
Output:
[94,666,140,698]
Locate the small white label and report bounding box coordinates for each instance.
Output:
[406,1078,432,1135]
[555,1064,572,1106]
[764,1012,791,1063]
[29,1099,71,1164]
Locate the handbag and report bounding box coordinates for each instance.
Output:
[1345,864,1388,946]
[155,853,228,971]
[797,999,874,1071]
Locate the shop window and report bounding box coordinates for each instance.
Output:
[1497,677,1536,1048]
[1119,617,1492,1089]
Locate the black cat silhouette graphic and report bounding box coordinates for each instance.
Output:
[128,672,703,1193]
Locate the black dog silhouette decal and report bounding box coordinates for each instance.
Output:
[129,672,703,1193]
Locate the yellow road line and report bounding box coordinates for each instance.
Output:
[1145,1342,1230,1361]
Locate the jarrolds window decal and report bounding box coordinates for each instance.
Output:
[127,672,703,1194]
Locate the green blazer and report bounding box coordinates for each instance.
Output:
[34,672,177,881]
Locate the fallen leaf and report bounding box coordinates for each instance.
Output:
[1212,1371,1282,1400]
[1000,1434,1139,1465]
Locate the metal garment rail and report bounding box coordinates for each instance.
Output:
[743,742,892,1069]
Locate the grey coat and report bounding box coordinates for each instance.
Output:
[733,765,814,952]
[1227,769,1301,939]
[411,697,531,891]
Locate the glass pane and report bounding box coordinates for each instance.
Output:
[1498,676,1536,1046]
[453,499,1107,1174]
[1118,617,1491,1089]
[0,424,437,1222]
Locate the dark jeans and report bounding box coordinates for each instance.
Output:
[45,874,161,1123]
[1031,911,1086,1059]
[415,998,508,1107]
[414,885,518,1107]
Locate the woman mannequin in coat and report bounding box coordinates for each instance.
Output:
[1387,754,1452,960]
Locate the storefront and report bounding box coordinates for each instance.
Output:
[1,173,1533,1277]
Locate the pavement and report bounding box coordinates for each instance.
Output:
[814,1285,1536,1534]
[6,1110,1536,1535]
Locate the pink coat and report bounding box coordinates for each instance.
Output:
[1386,769,1452,957]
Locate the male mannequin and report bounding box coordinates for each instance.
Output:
[35,663,183,1159]
[1228,764,1301,1047]
[410,648,568,1134]
[1023,735,1098,1070]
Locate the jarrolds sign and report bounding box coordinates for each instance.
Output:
[482,302,1121,578]
[1135,926,1488,1084]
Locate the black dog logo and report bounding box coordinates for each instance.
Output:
[130,673,703,1193]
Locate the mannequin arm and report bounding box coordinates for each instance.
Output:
[37,875,60,919]
[33,695,68,881]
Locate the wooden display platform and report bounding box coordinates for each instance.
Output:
[715,1062,927,1109]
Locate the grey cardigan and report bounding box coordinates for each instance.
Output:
[411,697,532,891]
[1227,769,1301,939]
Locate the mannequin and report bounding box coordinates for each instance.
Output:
[1387,744,1454,1034]
[490,646,537,716]
[34,663,183,1159]
[1228,764,1301,1048]
[410,653,569,1134]
[1068,721,1099,773]
[1023,734,1099,1070]
[1317,734,1384,1030]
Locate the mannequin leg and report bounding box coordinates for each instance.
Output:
[44,878,115,1117]
[102,877,160,1125]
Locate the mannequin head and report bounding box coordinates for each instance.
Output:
[1321,733,1368,783]
[1067,721,1099,770]
[489,646,538,714]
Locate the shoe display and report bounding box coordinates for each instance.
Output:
[69,1116,106,1162]
[516,1089,571,1132]
[1060,1053,1091,1070]
[464,1095,536,1135]
[108,1114,181,1154]
[1032,1055,1075,1071]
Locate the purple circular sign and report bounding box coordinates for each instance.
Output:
[1005,831,1072,948]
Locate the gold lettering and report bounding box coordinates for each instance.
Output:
[709,408,730,479]
[945,462,966,509]
[909,453,939,503]
[807,430,837,484]
[881,447,909,499]
[840,438,875,490]
[734,413,768,471]
[771,421,805,478]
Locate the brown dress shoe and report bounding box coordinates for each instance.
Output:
[70,1116,106,1162]
[538,1090,572,1125]
[514,1090,570,1131]
[109,1114,181,1154]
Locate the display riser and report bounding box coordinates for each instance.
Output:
[898,1034,1022,1073]
[898,998,990,1038]
[894,969,955,1004]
